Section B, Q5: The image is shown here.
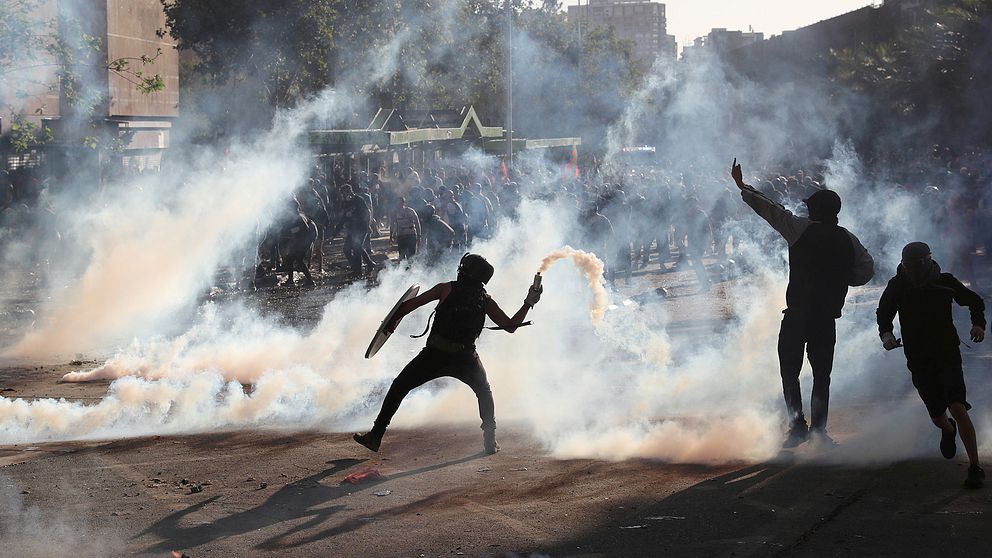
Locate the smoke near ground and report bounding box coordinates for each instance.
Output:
[1,3,989,466]
[0,471,124,557]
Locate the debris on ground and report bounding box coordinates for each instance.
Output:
[373,490,391,497]
[342,467,384,485]
[646,516,685,521]
[476,466,492,473]
[188,483,203,494]
[620,525,647,529]
[259,481,268,489]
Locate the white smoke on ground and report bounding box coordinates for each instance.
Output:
[0,472,124,557]
[1,4,990,467]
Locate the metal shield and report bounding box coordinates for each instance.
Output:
[365,284,420,359]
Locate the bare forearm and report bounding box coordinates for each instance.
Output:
[504,304,531,333]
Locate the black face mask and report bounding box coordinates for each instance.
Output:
[902,256,939,287]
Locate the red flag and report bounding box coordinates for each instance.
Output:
[501,160,508,180]
[563,144,579,181]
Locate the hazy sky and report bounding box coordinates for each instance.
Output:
[563,0,879,47]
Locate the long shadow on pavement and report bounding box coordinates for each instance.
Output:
[538,455,988,557]
[140,452,485,552]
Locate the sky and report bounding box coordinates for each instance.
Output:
[562,0,879,48]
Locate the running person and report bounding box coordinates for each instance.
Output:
[877,242,985,488]
[354,254,542,454]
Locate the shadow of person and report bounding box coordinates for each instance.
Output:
[141,452,485,552]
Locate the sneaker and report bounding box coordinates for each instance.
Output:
[353,431,382,452]
[783,422,809,448]
[965,465,985,489]
[809,428,839,450]
[483,430,499,455]
[940,418,957,459]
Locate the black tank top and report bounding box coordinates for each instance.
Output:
[430,280,488,346]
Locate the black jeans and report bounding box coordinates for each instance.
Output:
[372,347,496,434]
[396,234,418,261]
[344,231,374,272]
[778,311,836,430]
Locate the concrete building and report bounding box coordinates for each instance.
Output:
[567,0,677,70]
[1,0,178,172]
[681,28,764,61]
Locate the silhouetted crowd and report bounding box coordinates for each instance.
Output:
[2,143,990,292]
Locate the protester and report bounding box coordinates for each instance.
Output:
[390,196,421,262]
[877,242,985,488]
[732,159,875,448]
[354,254,542,454]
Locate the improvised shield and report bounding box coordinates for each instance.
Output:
[365,284,420,359]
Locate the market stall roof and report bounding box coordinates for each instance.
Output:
[308,105,579,154]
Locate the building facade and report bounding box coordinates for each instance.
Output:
[567,0,678,70]
[1,0,179,173]
[681,28,764,61]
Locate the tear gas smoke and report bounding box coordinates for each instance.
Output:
[1,2,990,468]
[0,472,124,557]
[537,246,608,322]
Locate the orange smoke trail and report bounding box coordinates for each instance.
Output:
[538,246,608,323]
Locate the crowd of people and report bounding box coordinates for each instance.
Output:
[250,144,991,293]
[1,144,990,294]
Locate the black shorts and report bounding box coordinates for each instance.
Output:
[906,349,971,417]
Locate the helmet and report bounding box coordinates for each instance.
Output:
[457,253,494,285]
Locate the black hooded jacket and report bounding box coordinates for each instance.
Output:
[740,188,874,318]
[876,261,986,355]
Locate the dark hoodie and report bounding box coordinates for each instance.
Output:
[876,260,986,355]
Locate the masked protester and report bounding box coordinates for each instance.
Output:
[354,254,542,455]
[731,160,875,448]
[876,242,986,489]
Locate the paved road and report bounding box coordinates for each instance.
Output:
[1,421,987,557]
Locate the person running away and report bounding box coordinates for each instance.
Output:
[877,241,985,488]
[354,253,542,455]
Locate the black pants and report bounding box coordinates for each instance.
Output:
[372,347,496,433]
[344,231,374,273]
[396,234,418,261]
[778,311,836,430]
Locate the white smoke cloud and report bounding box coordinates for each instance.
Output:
[1,2,989,470]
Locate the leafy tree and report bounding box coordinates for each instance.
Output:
[162,0,641,143]
[831,0,992,145]
[1,0,165,152]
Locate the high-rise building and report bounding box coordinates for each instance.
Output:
[566,0,677,70]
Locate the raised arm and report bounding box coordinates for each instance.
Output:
[731,158,807,245]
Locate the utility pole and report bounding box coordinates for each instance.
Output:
[505,0,513,169]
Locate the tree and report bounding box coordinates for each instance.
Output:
[831,0,992,147]
[1,0,164,152]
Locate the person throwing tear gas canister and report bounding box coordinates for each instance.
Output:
[877,242,985,488]
[732,159,874,448]
[354,254,543,455]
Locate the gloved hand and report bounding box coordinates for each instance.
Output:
[524,283,543,308]
[971,326,985,343]
[880,331,902,351]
